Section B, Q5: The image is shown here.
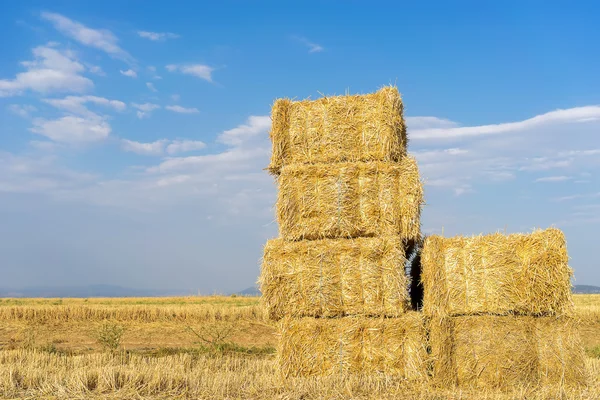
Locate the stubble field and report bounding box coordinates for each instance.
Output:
[0,295,599,399]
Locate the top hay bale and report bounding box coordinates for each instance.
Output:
[267,86,406,174]
[421,228,574,317]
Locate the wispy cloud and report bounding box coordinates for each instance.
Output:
[121,139,167,155]
[166,64,214,82]
[41,12,134,63]
[166,140,206,154]
[146,82,158,92]
[137,31,179,41]
[411,106,600,141]
[165,105,198,114]
[0,44,93,97]
[30,115,111,143]
[120,69,137,78]
[535,176,571,183]
[8,104,37,118]
[131,102,160,119]
[120,139,205,155]
[292,35,324,53]
[43,95,126,117]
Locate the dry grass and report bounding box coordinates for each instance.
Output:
[268,86,406,174]
[259,236,409,320]
[276,158,423,241]
[0,295,599,399]
[421,228,573,317]
[278,313,427,378]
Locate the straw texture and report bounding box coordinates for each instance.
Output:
[429,315,587,388]
[278,313,428,378]
[259,236,409,320]
[421,228,574,317]
[268,86,406,174]
[276,158,422,241]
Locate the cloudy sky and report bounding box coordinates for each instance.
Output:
[1,1,599,292]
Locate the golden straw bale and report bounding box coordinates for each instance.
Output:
[421,228,573,317]
[268,86,406,174]
[259,236,409,320]
[277,313,428,379]
[429,315,587,388]
[276,158,422,241]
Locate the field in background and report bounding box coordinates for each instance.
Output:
[0,294,599,399]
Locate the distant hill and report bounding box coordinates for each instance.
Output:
[235,286,261,296]
[573,285,600,294]
[0,284,185,298]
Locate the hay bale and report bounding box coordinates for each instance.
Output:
[421,228,574,317]
[268,86,406,174]
[276,158,422,241]
[278,313,428,379]
[429,315,587,388]
[259,236,410,320]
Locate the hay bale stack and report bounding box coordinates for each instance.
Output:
[268,86,406,174]
[278,313,428,379]
[261,86,424,379]
[429,315,587,388]
[276,158,423,241]
[423,228,586,388]
[260,236,409,320]
[421,228,573,317]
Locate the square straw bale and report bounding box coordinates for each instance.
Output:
[276,158,422,241]
[268,86,407,174]
[421,228,574,317]
[277,313,428,379]
[259,236,410,320]
[429,315,587,388]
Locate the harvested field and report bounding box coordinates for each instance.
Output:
[0,295,598,399]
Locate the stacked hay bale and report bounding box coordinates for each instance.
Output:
[422,228,587,388]
[260,87,428,378]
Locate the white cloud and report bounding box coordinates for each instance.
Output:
[131,103,160,119]
[292,36,324,53]
[406,116,458,130]
[44,95,126,117]
[87,65,105,75]
[166,64,214,82]
[411,106,600,141]
[41,12,133,63]
[0,151,95,193]
[166,140,206,154]
[535,176,571,183]
[119,139,206,156]
[120,69,137,78]
[217,116,271,146]
[146,82,158,92]
[30,115,111,143]
[0,45,93,97]
[8,104,37,118]
[121,139,167,155]
[137,31,179,41]
[165,105,199,114]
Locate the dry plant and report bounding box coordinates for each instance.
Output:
[421,228,574,317]
[260,236,410,320]
[95,321,126,352]
[276,158,423,241]
[186,321,240,353]
[268,86,406,174]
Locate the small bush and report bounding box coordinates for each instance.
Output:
[96,321,125,352]
[186,321,240,353]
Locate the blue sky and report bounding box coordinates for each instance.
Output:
[0,1,599,292]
